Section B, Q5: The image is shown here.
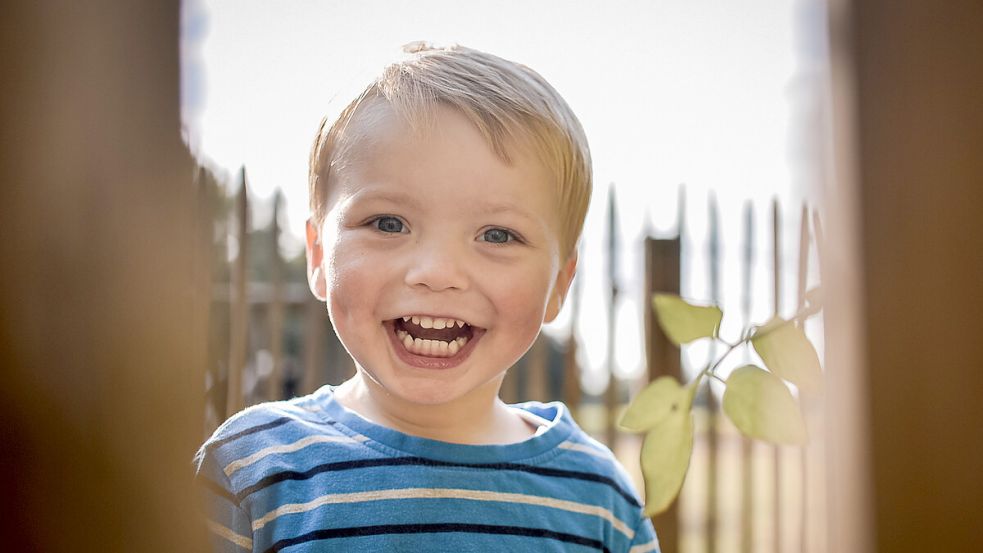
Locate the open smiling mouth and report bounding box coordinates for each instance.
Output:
[388,315,482,359]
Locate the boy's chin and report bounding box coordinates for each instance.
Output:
[352,368,450,405]
[386,381,475,406]
[365,372,500,408]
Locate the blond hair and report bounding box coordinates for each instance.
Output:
[308,42,592,258]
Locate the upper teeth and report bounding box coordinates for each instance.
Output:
[402,315,466,329]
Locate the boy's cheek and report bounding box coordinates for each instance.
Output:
[324,234,379,270]
[487,272,554,319]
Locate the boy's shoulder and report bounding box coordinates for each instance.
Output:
[514,400,641,492]
[514,400,654,546]
[194,388,353,477]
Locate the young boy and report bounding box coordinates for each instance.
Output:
[195,43,659,553]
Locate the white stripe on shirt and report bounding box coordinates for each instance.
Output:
[558,440,613,460]
[629,538,661,553]
[223,434,366,476]
[251,486,635,539]
[206,520,252,550]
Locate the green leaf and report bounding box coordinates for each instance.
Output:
[750,318,823,393]
[640,410,694,516]
[652,294,723,345]
[722,365,807,445]
[620,376,698,432]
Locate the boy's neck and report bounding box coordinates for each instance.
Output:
[334,374,537,445]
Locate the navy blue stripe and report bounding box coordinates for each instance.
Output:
[210,416,335,449]
[237,456,639,508]
[262,523,610,553]
[510,464,639,507]
[210,417,293,449]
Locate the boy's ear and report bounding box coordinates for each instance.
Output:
[305,219,327,301]
[544,251,578,323]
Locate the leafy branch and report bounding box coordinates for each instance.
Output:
[620,290,824,516]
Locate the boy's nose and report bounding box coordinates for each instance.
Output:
[403,243,470,292]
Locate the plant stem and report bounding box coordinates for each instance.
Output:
[695,300,823,389]
[707,371,727,385]
[703,340,741,379]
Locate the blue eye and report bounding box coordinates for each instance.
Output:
[374,216,404,233]
[481,228,515,244]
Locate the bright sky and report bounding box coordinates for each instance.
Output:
[181,0,828,394]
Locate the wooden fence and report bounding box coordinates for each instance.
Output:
[199,168,825,553]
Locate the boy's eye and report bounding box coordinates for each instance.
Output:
[373,216,404,233]
[480,228,516,244]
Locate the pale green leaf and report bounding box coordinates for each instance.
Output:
[751,318,823,393]
[652,294,723,345]
[640,410,694,516]
[722,365,807,445]
[620,376,698,432]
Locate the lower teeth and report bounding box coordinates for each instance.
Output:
[396,330,467,357]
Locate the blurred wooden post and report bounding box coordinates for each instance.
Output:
[563,266,583,412]
[706,194,722,553]
[0,1,209,549]
[193,167,216,434]
[811,212,825,279]
[203,173,229,431]
[268,190,286,401]
[826,4,983,552]
[740,202,756,553]
[841,4,983,551]
[796,204,811,553]
[193,167,213,343]
[771,198,783,553]
[226,170,248,417]
[302,293,325,395]
[644,233,682,552]
[527,336,548,401]
[604,186,620,447]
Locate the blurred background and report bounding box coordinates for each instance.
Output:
[183,2,827,552]
[2,1,980,552]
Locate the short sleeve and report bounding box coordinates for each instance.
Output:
[626,514,660,553]
[194,445,255,552]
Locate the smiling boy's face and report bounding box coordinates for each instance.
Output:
[306,105,577,407]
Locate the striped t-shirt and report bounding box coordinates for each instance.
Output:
[194,386,660,553]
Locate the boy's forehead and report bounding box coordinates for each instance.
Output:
[337,105,551,189]
[341,101,541,173]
